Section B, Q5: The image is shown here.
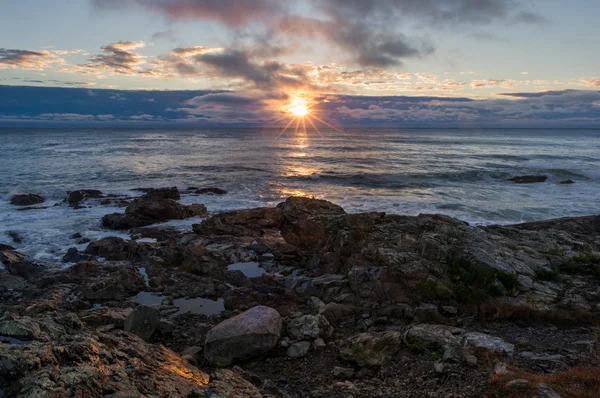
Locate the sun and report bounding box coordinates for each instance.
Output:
[287,98,309,117]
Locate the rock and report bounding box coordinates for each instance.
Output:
[333,367,355,379]
[505,379,529,389]
[103,190,198,229]
[67,189,103,206]
[319,302,357,325]
[287,341,311,358]
[0,273,26,290]
[0,249,43,279]
[0,315,41,340]
[124,305,160,341]
[181,346,203,366]
[204,306,282,366]
[208,369,263,398]
[141,186,180,200]
[287,314,331,340]
[7,231,23,244]
[405,324,462,348]
[80,307,133,328]
[313,338,326,350]
[307,296,326,311]
[194,207,282,237]
[536,383,563,398]
[559,180,575,184]
[434,362,445,373]
[508,175,547,184]
[197,187,227,195]
[9,194,45,206]
[62,247,93,263]
[1,316,210,397]
[84,237,135,261]
[340,331,403,367]
[277,196,346,249]
[188,203,208,217]
[494,362,508,375]
[462,332,515,354]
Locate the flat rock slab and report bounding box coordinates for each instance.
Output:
[204,305,282,366]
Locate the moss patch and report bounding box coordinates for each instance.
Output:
[448,258,520,303]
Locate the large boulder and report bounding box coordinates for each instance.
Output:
[204,306,282,366]
[277,197,346,249]
[9,194,45,206]
[0,249,44,279]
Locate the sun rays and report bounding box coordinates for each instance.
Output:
[271,96,343,141]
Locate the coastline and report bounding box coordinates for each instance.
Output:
[2,188,600,396]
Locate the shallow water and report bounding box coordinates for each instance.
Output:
[1,128,599,263]
[134,291,225,316]
[227,262,266,278]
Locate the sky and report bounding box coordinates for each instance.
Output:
[0,0,599,127]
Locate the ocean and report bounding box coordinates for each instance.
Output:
[1,128,599,264]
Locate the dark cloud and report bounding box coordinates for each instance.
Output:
[2,85,599,127]
[0,48,63,70]
[81,41,146,75]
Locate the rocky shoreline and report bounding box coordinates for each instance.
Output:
[1,188,600,397]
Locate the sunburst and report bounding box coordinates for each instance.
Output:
[274,96,343,140]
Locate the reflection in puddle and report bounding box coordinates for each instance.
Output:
[228,262,266,278]
[0,335,32,345]
[134,291,224,316]
[138,266,150,287]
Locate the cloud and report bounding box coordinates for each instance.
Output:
[151,30,176,42]
[0,48,64,70]
[80,41,146,75]
[92,0,545,69]
[92,0,282,26]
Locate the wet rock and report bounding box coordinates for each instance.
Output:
[559,180,575,184]
[287,314,331,340]
[66,189,103,206]
[0,249,43,279]
[287,341,311,358]
[84,237,136,261]
[340,331,403,367]
[313,338,326,350]
[103,189,198,229]
[188,203,208,217]
[124,305,160,341]
[140,186,180,200]
[508,175,547,184]
[204,306,282,366]
[196,187,227,195]
[6,231,23,244]
[9,194,45,206]
[62,247,93,263]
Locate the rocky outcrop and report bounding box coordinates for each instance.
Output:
[508,175,548,184]
[102,189,206,230]
[196,187,227,195]
[124,305,160,340]
[194,207,282,237]
[0,248,44,279]
[66,189,104,206]
[9,194,45,206]
[204,306,282,366]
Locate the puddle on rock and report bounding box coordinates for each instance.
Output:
[0,335,32,345]
[138,267,150,287]
[134,292,224,316]
[227,262,266,278]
